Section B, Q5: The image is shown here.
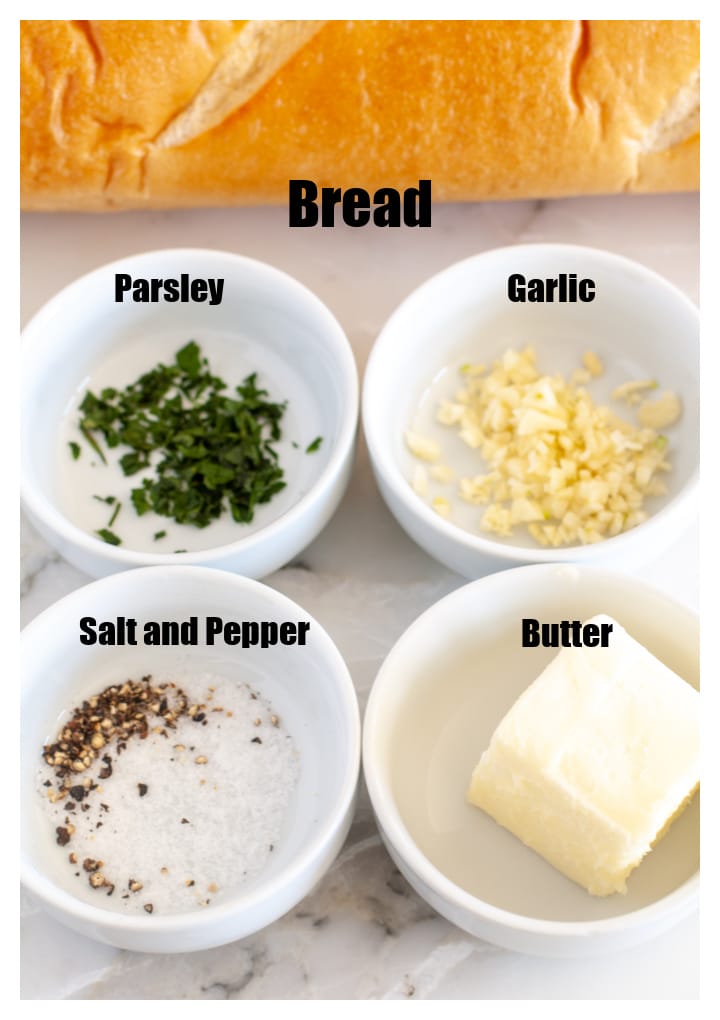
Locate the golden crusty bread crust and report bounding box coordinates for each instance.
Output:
[20,19,700,210]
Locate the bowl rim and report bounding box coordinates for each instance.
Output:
[362,562,699,939]
[21,565,361,935]
[21,247,359,568]
[362,242,699,565]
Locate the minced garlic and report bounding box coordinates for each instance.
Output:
[432,496,452,519]
[429,464,455,484]
[636,391,682,430]
[405,430,441,463]
[582,351,604,377]
[407,347,677,548]
[611,379,658,406]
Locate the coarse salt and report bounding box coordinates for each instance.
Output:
[38,672,299,915]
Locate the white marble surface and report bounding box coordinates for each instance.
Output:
[21,194,699,999]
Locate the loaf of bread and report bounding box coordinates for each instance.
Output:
[20,20,699,211]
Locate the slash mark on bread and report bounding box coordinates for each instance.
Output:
[568,20,591,114]
[153,20,326,150]
[70,21,104,82]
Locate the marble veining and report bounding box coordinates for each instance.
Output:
[21,195,699,999]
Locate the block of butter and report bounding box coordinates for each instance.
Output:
[467,614,699,896]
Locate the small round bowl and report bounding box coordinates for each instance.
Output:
[363,244,698,578]
[363,564,699,957]
[22,248,358,578]
[21,566,360,953]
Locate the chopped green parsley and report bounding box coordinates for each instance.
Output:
[76,341,288,536]
[96,528,122,546]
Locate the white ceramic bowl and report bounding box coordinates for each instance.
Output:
[22,567,360,953]
[363,244,699,577]
[22,249,358,578]
[363,564,699,957]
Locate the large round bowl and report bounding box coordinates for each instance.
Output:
[363,564,699,957]
[363,244,698,577]
[22,248,358,578]
[22,566,361,953]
